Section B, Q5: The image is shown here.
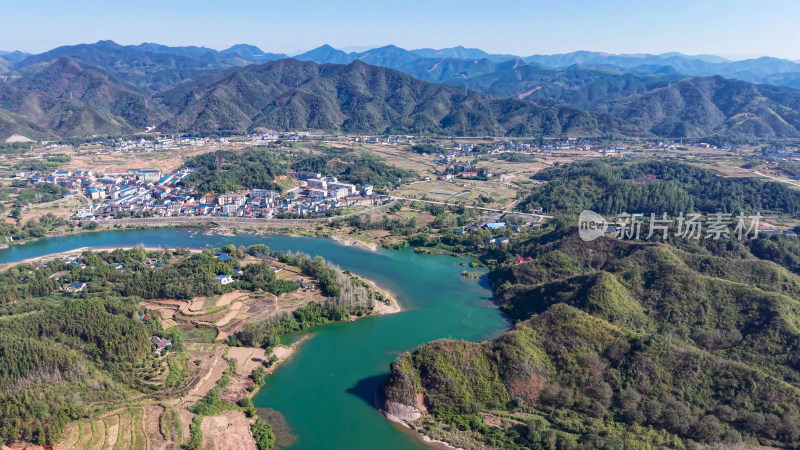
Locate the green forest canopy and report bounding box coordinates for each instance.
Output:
[182,147,417,195]
[522,160,800,217]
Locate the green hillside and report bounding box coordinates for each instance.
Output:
[382,230,800,448]
[606,76,800,138]
[0,299,155,444]
[381,161,800,449]
[0,57,169,138]
[520,159,800,217]
[157,59,642,137]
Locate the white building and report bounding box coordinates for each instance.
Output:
[139,170,162,182]
[250,189,279,200]
[306,179,327,189]
[218,194,246,206]
[331,188,350,199]
[307,188,327,198]
[328,182,357,195]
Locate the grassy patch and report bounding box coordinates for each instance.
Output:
[185,325,219,343]
[159,405,183,443]
[164,352,189,389]
[129,407,146,450]
[112,409,131,450]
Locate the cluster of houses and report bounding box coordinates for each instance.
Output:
[61,166,388,220]
[431,156,485,180]
[451,217,547,246]
[761,229,799,239]
[281,170,387,215]
[170,177,385,220]
[355,135,415,145]
[767,149,800,160]
[83,136,227,153]
[492,139,627,154]
[14,167,195,205]
[15,168,96,190]
[30,253,129,293]
[415,139,641,183]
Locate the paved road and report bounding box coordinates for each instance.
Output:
[747,170,800,188]
[389,196,553,219]
[91,201,397,228]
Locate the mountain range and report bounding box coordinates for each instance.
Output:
[3,41,800,140]
[156,58,636,137]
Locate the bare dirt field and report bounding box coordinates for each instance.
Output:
[221,347,270,403]
[221,375,254,404]
[62,144,219,174]
[54,405,164,450]
[216,290,247,307]
[227,347,270,377]
[103,414,120,449]
[200,411,257,450]
[215,301,244,327]
[360,144,439,174]
[141,404,169,450]
[271,345,295,366]
[177,344,226,407]
[179,409,194,448]
[19,197,83,223]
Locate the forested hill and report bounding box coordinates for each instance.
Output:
[0,246,310,445]
[380,161,800,448]
[381,228,800,448]
[603,76,800,138]
[181,146,416,194]
[521,159,800,217]
[156,58,641,137]
[0,57,168,137]
[447,67,800,138]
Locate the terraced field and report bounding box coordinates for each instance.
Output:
[113,409,133,450]
[103,415,120,449]
[54,405,175,450]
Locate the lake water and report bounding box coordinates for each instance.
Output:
[0,228,510,449]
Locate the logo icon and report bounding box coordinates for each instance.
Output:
[578,210,607,241]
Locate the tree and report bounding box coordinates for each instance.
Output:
[251,418,275,450]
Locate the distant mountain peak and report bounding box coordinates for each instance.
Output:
[94,40,122,48]
[222,44,264,53]
[50,56,85,71]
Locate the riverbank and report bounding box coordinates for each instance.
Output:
[0,228,508,450]
[330,234,379,252]
[0,236,404,325]
[377,402,463,450]
[0,245,205,272]
[359,273,401,315]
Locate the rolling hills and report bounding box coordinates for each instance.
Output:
[381,227,800,449]
[380,160,800,448]
[605,75,800,138]
[0,57,168,137]
[156,58,639,136]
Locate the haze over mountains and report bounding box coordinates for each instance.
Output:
[3,41,800,140]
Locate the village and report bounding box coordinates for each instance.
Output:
[2,129,775,234]
[12,165,388,221]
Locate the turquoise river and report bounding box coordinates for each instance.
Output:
[0,228,510,449]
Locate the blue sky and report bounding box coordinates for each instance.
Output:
[1,0,798,59]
